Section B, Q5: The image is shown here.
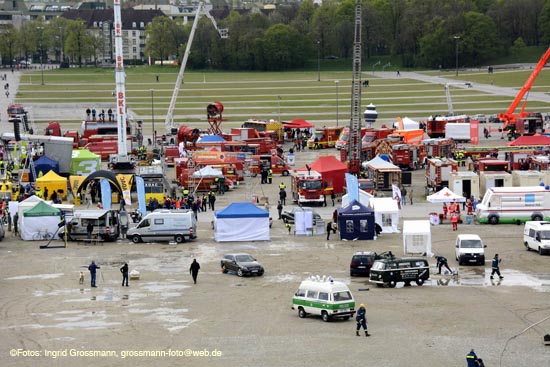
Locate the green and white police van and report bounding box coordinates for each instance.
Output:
[291,276,355,322]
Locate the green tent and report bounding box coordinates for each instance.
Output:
[21,201,61,241]
[70,149,101,176]
[23,201,61,217]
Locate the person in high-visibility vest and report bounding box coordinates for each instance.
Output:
[267,169,273,184]
[450,210,459,231]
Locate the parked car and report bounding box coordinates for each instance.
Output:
[281,208,322,225]
[221,253,264,277]
[350,251,377,276]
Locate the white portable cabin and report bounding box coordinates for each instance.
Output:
[512,170,544,187]
[369,197,400,233]
[479,171,512,196]
[449,171,480,200]
[402,220,432,255]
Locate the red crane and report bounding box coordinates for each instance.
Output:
[498,47,550,136]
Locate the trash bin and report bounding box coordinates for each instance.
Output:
[316,219,325,235]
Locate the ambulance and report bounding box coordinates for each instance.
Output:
[291,276,356,322]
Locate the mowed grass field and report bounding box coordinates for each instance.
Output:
[15,65,550,130]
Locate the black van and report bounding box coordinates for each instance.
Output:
[369,257,429,288]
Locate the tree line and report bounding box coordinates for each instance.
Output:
[2,0,550,69]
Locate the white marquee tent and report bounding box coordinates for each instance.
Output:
[369,197,400,233]
[427,187,466,203]
[214,202,270,242]
[403,220,432,255]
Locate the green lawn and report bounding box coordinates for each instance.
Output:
[16,64,550,129]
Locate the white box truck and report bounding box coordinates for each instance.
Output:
[475,186,550,225]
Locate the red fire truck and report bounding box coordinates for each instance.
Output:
[290,170,325,206]
[474,158,510,173]
[391,144,427,170]
[425,158,458,190]
[426,115,469,138]
[421,138,455,158]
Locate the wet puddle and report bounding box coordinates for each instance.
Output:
[430,268,550,291]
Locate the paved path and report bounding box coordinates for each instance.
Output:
[375,70,550,103]
[0,69,22,128]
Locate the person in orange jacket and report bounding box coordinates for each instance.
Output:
[451,210,459,231]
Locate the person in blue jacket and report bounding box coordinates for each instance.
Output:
[355,304,370,337]
[88,260,100,288]
[466,349,479,366]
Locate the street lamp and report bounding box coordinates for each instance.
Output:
[317,40,320,82]
[277,95,281,122]
[59,26,64,65]
[335,80,339,127]
[37,26,44,85]
[454,35,460,77]
[150,89,155,148]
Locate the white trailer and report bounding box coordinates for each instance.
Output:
[445,123,471,142]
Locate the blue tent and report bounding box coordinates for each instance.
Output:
[33,156,60,181]
[337,200,375,241]
[215,202,269,242]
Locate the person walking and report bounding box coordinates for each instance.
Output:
[277,201,283,220]
[189,259,200,284]
[331,191,336,206]
[490,254,504,279]
[326,221,333,240]
[86,222,94,239]
[466,349,479,367]
[435,255,452,274]
[409,188,413,205]
[88,260,100,288]
[279,188,287,205]
[355,303,370,336]
[451,210,459,231]
[401,186,407,206]
[120,263,129,286]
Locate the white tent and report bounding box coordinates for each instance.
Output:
[369,197,400,233]
[214,202,270,242]
[21,201,61,241]
[393,117,420,130]
[427,187,466,203]
[403,220,432,255]
[192,166,224,178]
[342,190,374,207]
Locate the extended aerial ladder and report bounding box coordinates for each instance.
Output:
[164,3,228,134]
[444,82,472,116]
[498,47,550,131]
[111,0,133,172]
[346,1,363,175]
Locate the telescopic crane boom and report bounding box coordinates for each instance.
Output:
[498,47,550,130]
[346,0,363,176]
[164,3,228,133]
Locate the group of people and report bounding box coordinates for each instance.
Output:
[442,199,461,231]
[148,192,217,218]
[86,258,201,288]
[85,107,114,122]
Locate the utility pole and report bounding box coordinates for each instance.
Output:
[454,35,460,77]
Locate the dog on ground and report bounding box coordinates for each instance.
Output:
[79,272,84,284]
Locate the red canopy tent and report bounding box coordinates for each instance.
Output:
[507,134,550,146]
[296,155,348,194]
[283,119,314,129]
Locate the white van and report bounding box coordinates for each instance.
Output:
[455,234,486,265]
[291,276,355,322]
[523,221,550,255]
[126,209,196,244]
[475,186,550,225]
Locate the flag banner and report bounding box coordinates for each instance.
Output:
[100,178,112,210]
[135,176,147,215]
